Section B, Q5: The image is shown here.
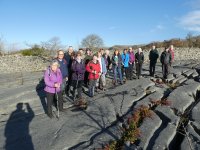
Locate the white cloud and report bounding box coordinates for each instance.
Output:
[179,10,200,32]
[150,25,165,33]
[187,0,200,9]
[108,26,117,30]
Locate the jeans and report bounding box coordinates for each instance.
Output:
[96,73,106,88]
[88,79,97,97]
[113,66,123,82]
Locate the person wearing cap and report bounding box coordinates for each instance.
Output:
[86,54,101,97]
[44,60,65,118]
[149,45,159,77]
[135,48,144,79]
[84,48,93,87]
[111,49,123,85]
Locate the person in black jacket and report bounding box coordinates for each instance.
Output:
[135,48,144,79]
[149,45,159,77]
[64,46,75,96]
[160,47,172,79]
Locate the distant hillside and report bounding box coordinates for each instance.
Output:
[108,35,200,51]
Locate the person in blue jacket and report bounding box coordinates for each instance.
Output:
[121,49,130,82]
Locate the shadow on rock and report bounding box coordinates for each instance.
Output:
[36,78,47,114]
[4,103,35,150]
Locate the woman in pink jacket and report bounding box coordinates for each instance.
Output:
[44,60,64,118]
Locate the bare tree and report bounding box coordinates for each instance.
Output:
[81,34,104,51]
[0,35,5,55]
[186,32,194,48]
[41,36,64,51]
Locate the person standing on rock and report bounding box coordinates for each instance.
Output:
[160,47,172,79]
[111,49,123,85]
[128,47,135,80]
[149,45,159,77]
[78,48,85,59]
[86,54,101,97]
[121,49,130,82]
[96,50,107,91]
[64,46,74,96]
[71,51,86,102]
[44,60,65,118]
[84,48,93,87]
[169,45,174,66]
[57,50,68,100]
[103,49,111,73]
[135,48,144,79]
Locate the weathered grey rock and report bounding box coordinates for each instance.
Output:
[191,70,199,78]
[176,77,187,85]
[138,112,162,150]
[180,123,200,150]
[165,74,174,82]
[168,80,200,113]
[0,55,48,74]
[150,106,180,150]
[135,89,164,108]
[169,75,185,85]
[191,101,200,123]
[182,70,194,77]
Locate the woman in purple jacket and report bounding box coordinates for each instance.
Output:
[71,52,86,101]
[44,60,64,118]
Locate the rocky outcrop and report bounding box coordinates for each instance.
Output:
[0,59,200,150]
[0,54,49,73]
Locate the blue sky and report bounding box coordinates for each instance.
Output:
[0,0,200,50]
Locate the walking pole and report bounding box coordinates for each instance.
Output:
[55,88,59,119]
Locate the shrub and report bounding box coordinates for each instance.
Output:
[21,49,33,56]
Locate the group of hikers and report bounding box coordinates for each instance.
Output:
[44,45,175,118]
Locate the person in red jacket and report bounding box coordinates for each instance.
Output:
[86,54,101,97]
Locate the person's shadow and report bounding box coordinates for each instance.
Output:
[4,103,35,150]
[36,78,47,114]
